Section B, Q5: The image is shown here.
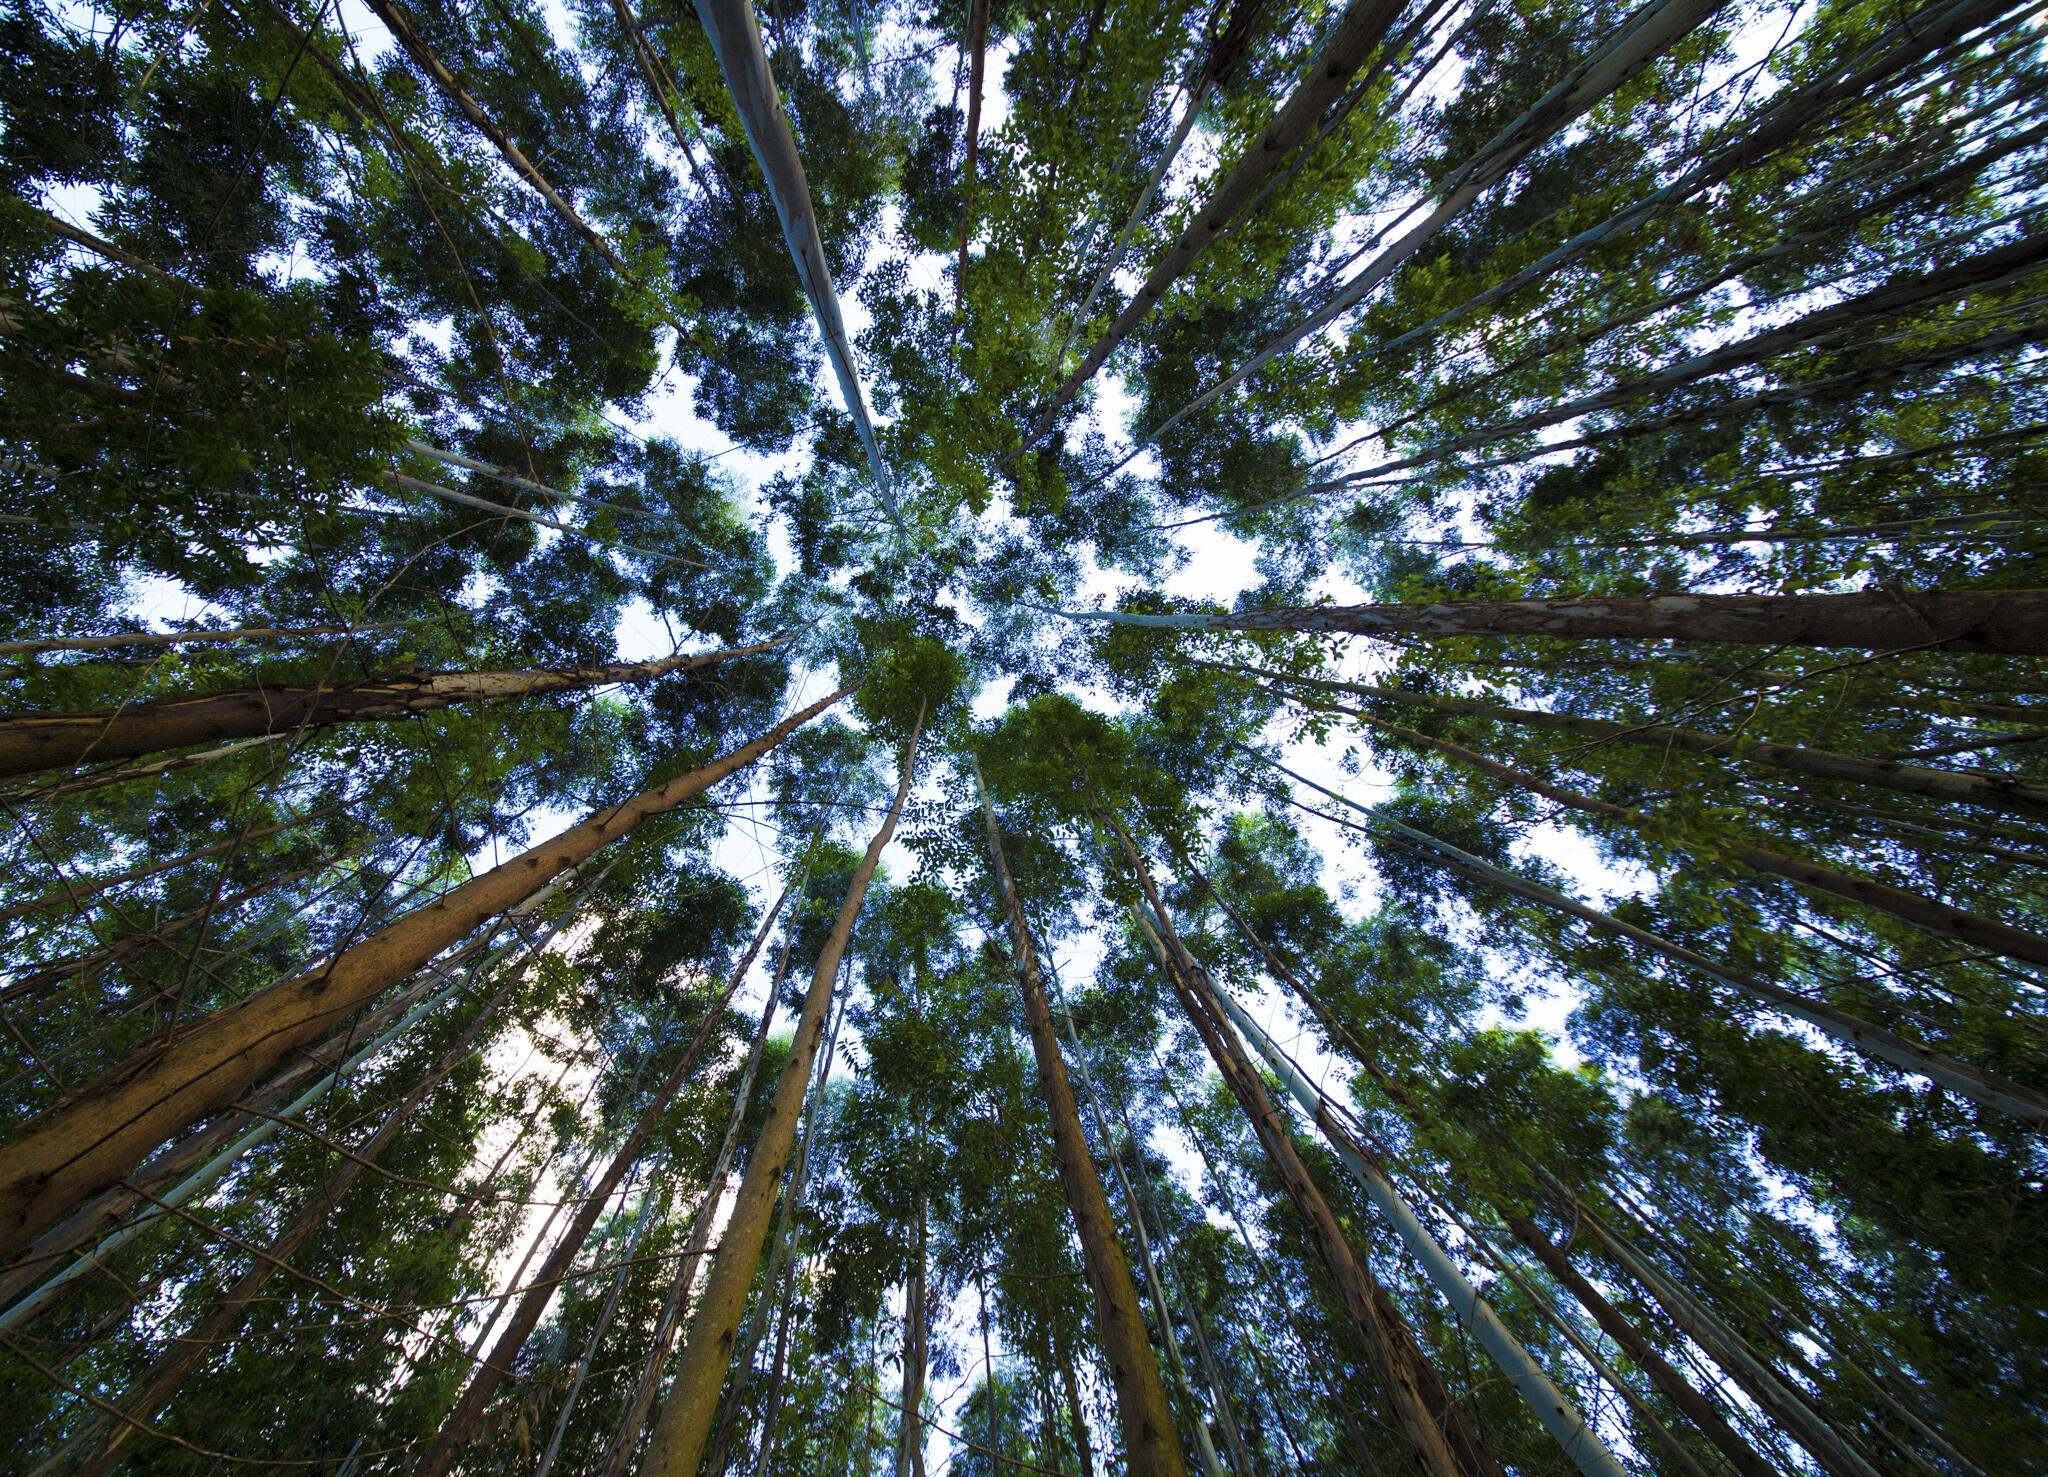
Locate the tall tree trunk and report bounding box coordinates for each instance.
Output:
[0,686,847,1265]
[0,638,782,779]
[956,0,990,314]
[691,0,899,523]
[1211,660,2048,821]
[360,0,630,271]
[58,980,514,1476]
[1061,1350,1096,1476]
[1260,678,2048,969]
[1102,818,1478,1477]
[1056,588,2048,656]
[1504,1214,1774,1477]
[0,621,410,659]
[975,758,1191,1477]
[412,835,808,1477]
[895,1195,930,1477]
[1029,0,1405,440]
[1264,752,2048,1124]
[599,864,810,1477]
[640,705,925,1477]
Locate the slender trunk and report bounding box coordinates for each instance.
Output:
[974,759,1190,1477]
[1265,752,2048,1124]
[1061,1351,1096,1476]
[956,0,990,313]
[61,982,513,1476]
[896,1196,929,1477]
[692,0,898,522]
[0,687,845,1268]
[1211,660,2048,821]
[1099,0,1728,468]
[0,622,410,658]
[1057,588,2048,656]
[0,733,287,805]
[412,834,809,1477]
[599,865,810,1477]
[1505,1214,1774,1477]
[1029,0,1405,439]
[0,806,342,925]
[1263,678,2048,969]
[641,706,925,1477]
[0,887,574,1330]
[1198,969,1627,1477]
[359,0,629,270]
[0,638,781,779]
[1102,820,1474,1477]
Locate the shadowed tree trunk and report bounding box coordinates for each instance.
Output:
[0,687,848,1261]
[640,703,925,1477]
[0,638,782,779]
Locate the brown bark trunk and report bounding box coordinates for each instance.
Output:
[956,0,991,313]
[1504,1213,1772,1477]
[0,622,410,659]
[640,706,925,1477]
[1105,817,1483,1477]
[0,687,847,1261]
[360,0,629,270]
[411,841,806,1477]
[0,638,781,779]
[64,984,511,1476]
[1214,660,2048,821]
[1029,0,1404,439]
[1088,588,2048,655]
[976,760,1190,1477]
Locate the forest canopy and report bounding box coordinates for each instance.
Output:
[1,0,2044,1471]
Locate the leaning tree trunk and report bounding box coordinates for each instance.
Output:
[895,1194,929,1477]
[1102,816,1479,1477]
[1056,588,2048,655]
[640,705,926,1477]
[975,759,1192,1477]
[1211,660,2048,821]
[412,845,805,1477]
[61,979,515,1477]
[599,864,810,1477]
[1262,751,2048,1124]
[956,0,990,313]
[1029,0,1406,440]
[0,637,781,779]
[1258,678,2048,970]
[0,687,848,1261]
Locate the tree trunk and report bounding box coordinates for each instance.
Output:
[412,833,808,1477]
[1268,753,2048,1124]
[0,622,409,658]
[532,1181,660,1477]
[360,0,629,270]
[0,637,781,779]
[1060,588,2048,655]
[1504,1213,1774,1477]
[599,864,809,1477]
[61,981,513,1476]
[975,758,1191,1477]
[1213,661,2048,821]
[0,686,847,1263]
[1104,819,1477,1477]
[692,0,898,523]
[956,0,990,313]
[1029,0,1405,440]
[1061,1350,1096,1476]
[896,1195,929,1477]
[1260,678,2048,970]
[640,706,925,1477]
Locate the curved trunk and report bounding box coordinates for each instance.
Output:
[640,707,924,1477]
[976,760,1191,1476]
[0,638,781,779]
[0,687,848,1261]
